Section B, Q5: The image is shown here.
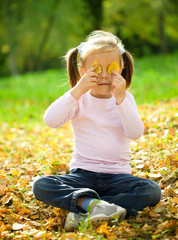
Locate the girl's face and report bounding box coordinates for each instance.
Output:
[82,51,121,98]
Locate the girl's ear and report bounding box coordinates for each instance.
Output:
[80,67,85,76]
[119,67,123,74]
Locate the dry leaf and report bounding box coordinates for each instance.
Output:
[148,173,162,180]
[108,61,120,74]
[90,59,101,73]
[18,208,31,216]
[162,220,177,229]
[0,186,7,197]
[96,222,110,237]
[11,169,20,176]
[12,223,25,231]
[1,193,13,205]
[0,100,177,239]
[149,211,158,218]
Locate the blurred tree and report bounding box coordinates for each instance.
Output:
[84,0,104,30]
[36,0,61,70]
[1,0,23,75]
[0,0,177,76]
[5,0,18,75]
[103,0,178,56]
[157,0,167,53]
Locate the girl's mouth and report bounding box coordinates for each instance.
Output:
[98,83,111,85]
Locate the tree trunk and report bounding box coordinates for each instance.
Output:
[158,2,167,53]
[85,0,103,30]
[6,0,18,76]
[37,0,60,70]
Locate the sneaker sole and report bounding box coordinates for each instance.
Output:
[85,209,126,225]
[64,214,86,231]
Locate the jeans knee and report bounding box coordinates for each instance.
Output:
[32,177,44,200]
[148,181,161,206]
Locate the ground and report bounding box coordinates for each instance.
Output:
[0,100,177,240]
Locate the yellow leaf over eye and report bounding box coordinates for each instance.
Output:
[108,61,120,74]
[90,60,102,73]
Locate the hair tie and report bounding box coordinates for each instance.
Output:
[78,42,125,55]
[118,43,125,55]
[78,42,85,55]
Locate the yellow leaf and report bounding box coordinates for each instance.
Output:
[60,233,76,240]
[171,197,178,204]
[11,169,20,176]
[165,187,176,197]
[169,206,177,213]
[30,213,40,220]
[17,180,28,190]
[108,61,120,74]
[162,220,177,229]
[90,59,101,73]
[18,208,31,216]
[149,210,158,218]
[96,222,110,237]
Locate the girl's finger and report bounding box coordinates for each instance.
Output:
[87,72,98,79]
[87,65,98,73]
[90,77,98,83]
[111,70,120,76]
[90,82,98,86]
[112,74,126,83]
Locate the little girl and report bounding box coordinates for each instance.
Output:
[33,31,161,230]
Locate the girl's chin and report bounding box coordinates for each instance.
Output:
[89,90,113,99]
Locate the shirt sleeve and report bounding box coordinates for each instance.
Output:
[43,91,78,128]
[117,92,144,140]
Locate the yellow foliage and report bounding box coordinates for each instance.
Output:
[90,59,102,73]
[108,61,120,73]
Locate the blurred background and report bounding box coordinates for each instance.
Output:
[0,0,177,124]
[1,0,177,76]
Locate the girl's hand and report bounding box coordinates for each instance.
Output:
[111,70,126,105]
[70,66,98,100]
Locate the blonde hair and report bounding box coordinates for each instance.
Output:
[65,30,134,89]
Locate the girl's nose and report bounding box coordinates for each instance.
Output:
[100,69,109,79]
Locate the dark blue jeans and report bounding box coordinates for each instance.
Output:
[33,168,161,216]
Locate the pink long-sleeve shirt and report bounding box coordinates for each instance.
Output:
[44,91,144,174]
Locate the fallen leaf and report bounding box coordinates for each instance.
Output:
[148,173,162,180]
[11,169,20,176]
[171,197,178,204]
[95,222,110,237]
[162,220,177,229]
[0,186,7,197]
[149,210,158,218]
[35,231,46,239]
[1,193,13,205]
[12,223,25,231]
[18,208,31,217]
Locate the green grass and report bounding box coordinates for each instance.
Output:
[0,53,177,124]
[0,69,70,124]
[131,52,178,103]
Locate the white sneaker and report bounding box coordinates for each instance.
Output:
[85,200,126,224]
[64,212,86,231]
[64,201,126,231]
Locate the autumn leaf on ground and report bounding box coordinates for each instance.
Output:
[0,100,177,239]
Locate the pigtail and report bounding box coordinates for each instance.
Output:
[121,51,134,89]
[66,47,81,88]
